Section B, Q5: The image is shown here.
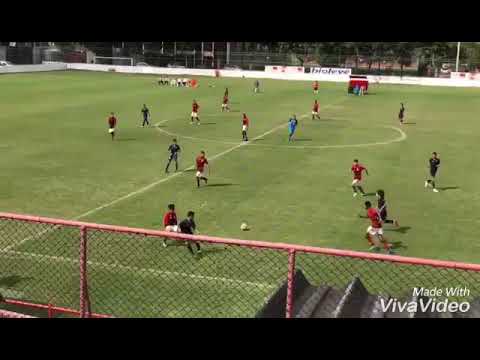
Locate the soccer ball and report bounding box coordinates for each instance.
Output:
[240,222,249,231]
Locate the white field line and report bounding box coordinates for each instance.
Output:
[2,249,276,290]
[155,125,407,150]
[1,111,309,252]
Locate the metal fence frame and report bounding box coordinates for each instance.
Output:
[1,212,480,318]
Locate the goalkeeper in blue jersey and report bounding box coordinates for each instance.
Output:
[288,115,298,141]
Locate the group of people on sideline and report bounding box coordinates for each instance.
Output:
[158,77,197,88]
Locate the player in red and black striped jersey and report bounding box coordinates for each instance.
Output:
[196,151,209,188]
[107,112,117,141]
[221,95,230,112]
[162,203,179,248]
[351,159,368,197]
[191,100,200,125]
[365,201,394,254]
[312,100,320,120]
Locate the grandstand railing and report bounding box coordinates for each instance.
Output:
[1,212,479,318]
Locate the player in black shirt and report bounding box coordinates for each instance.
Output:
[141,104,150,127]
[398,103,405,124]
[165,138,181,173]
[376,190,399,227]
[254,80,260,93]
[179,211,201,256]
[425,152,440,193]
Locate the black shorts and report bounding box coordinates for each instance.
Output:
[430,169,437,178]
[169,153,178,161]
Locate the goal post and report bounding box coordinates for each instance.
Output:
[93,56,134,66]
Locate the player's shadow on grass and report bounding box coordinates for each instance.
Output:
[117,138,136,142]
[207,183,237,187]
[390,241,408,250]
[437,186,459,191]
[403,122,417,125]
[293,138,313,142]
[386,226,411,234]
[201,247,228,255]
[0,275,31,287]
[201,122,217,125]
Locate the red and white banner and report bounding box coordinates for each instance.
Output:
[265,65,305,74]
[451,72,480,80]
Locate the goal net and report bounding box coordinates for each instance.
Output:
[94,56,134,66]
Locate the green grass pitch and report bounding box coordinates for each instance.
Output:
[0,70,479,317]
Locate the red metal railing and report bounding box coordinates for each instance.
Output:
[1,211,479,318]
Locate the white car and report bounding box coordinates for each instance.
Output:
[0,60,13,66]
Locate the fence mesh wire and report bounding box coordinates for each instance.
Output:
[1,214,479,318]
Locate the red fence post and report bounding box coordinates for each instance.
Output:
[79,226,89,318]
[286,249,297,318]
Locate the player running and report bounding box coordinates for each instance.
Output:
[141,104,150,127]
[425,152,440,193]
[351,159,368,197]
[312,100,320,120]
[398,103,405,125]
[242,113,249,142]
[191,100,200,125]
[196,151,209,188]
[365,201,394,254]
[165,138,181,173]
[313,81,319,94]
[179,211,202,257]
[288,115,298,141]
[107,112,117,141]
[376,190,399,227]
[162,203,179,248]
[221,94,230,112]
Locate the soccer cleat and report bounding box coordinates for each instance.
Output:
[162,240,168,248]
[353,193,358,197]
[433,188,439,193]
[197,122,201,126]
[424,181,429,188]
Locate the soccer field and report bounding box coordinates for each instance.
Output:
[1,70,479,316]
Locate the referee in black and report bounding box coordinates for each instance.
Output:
[179,211,202,256]
[165,138,181,173]
[425,152,440,193]
[141,104,150,127]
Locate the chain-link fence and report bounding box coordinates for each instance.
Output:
[1,212,480,318]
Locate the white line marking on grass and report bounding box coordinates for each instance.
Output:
[154,125,407,150]
[3,100,346,252]
[2,116,302,252]
[2,249,276,290]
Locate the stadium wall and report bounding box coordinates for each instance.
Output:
[0,63,68,74]
[32,62,480,88]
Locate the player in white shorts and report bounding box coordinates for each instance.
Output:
[162,204,179,248]
[191,100,200,125]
